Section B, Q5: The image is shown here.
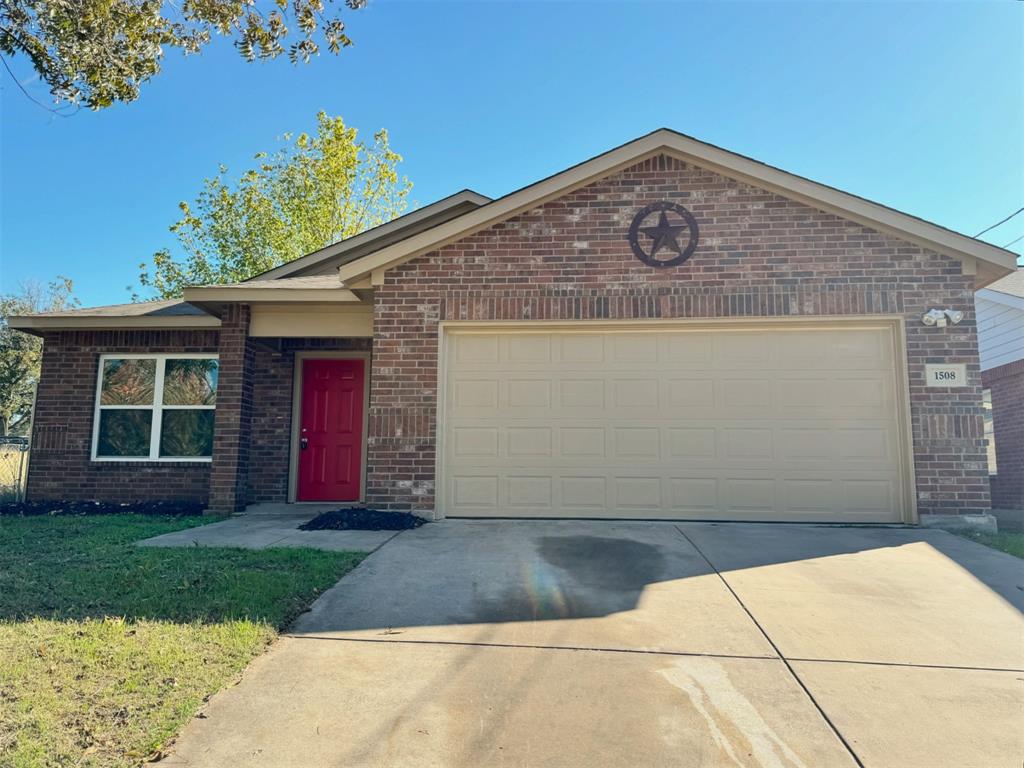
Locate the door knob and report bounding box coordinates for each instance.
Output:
[300,437,309,450]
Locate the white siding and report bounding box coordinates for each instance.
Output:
[976,292,1024,371]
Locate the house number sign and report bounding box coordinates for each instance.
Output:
[924,364,967,388]
[627,201,699,268]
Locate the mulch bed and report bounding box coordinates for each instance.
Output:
[0,500,206,517]
[298,508,428,532]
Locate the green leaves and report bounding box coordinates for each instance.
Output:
[0,277,77,435]
[136,113,412,298]
[0,0,365,110]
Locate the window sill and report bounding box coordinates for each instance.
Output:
[90,458,212,465]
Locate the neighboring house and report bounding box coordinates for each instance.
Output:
[8,130,1017,527]
[976,270,1024,511]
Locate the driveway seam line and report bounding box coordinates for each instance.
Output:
[674,525,866,768]
[283,633,780,662]
[280,634,1024,675]
[785,657,1024,674]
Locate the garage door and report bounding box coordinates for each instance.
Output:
[439,323,909,522]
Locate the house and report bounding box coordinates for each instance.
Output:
[976,270,1024,513]
[9,130,1017,527]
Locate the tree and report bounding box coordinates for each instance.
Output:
[0,0,367,110]
[137,112,411,298]
[0,277,76,435]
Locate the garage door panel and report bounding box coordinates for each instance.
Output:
[453,334,499,365]
[561,476,608,510]
[610,333,659,363]
[441,325,907,521]
[666,428,717,460]
[611,379,659,408]
[451,426,498,459]
[665,333,715,363]
[506,427,553,458]
[506,476,553,509]
[723,477,778,513]
[667,378,716,408]
[560,427,607,458]
[613,477,664,509]
[609,427,659,460]
[713,332,774,367]
[559,379,606,408]
[559,334,606,363]
[445,421,896,471]
[506,334,552,363]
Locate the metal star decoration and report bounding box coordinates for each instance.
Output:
[640,210,687,257]
[626,201,700,268]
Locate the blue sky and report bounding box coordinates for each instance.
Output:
[1,1,1021,307]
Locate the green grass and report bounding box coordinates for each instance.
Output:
[955,530,1024,559]
[0,515,364,767]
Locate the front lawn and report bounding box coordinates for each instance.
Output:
[955,530,1024,559]
[0,515,363,767]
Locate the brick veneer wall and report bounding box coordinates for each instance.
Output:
[247,337,372,503]
[26,329,219,502]
[368,154,990,518]
[25,320,372,508]
[208,304,256,513]
[983,360,1024,510]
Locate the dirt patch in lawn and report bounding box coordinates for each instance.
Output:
[0,500,205,517]
[298,508,428,531]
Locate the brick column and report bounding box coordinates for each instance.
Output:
[983,360,1024,511]
[208,303,255,513]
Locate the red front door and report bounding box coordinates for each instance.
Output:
[297,358,365,502]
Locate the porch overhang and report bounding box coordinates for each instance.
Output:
[182,275,365,318]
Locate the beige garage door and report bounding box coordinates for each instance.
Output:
[439,322,909,522]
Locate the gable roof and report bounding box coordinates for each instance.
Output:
[334,128,1017,290]
[5,190,490,331]
[252,189,490,281]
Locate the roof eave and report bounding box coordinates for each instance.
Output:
[251,189,492,282]
[6,315,221,337]
[180,285,365,318]
[976,287,1024,311]
[336,130,1017,290]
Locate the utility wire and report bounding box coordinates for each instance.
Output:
[975,206,1024,237]
[1002,233,1023,249]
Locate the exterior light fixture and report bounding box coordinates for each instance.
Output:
[922,308,964,327]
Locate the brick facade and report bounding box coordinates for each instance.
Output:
[27,329,219,502]
[207,304,256,513]
[24,155,995,521]
[983,359,1024,510]
[248,338,372,503]
[367,155,990,518]
[25,321,371,509]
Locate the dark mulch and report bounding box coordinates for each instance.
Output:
[298,508,427,531]
[0,500,206,517]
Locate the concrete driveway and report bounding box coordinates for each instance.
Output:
[164,521,1024,768]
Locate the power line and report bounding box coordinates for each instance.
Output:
[1002,233,1023,249]
[975,206,1024,237]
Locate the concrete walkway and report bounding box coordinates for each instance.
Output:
[138,504,399,552]
[163,521,1024,768]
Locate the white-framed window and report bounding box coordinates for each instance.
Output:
[92,354,218,462]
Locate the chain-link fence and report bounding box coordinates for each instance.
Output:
[0,437,30,502]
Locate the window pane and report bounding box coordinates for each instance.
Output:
[160,409,214,457]
[100,359,155,405]
[97,410,152,457]
[163,359,219,405]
